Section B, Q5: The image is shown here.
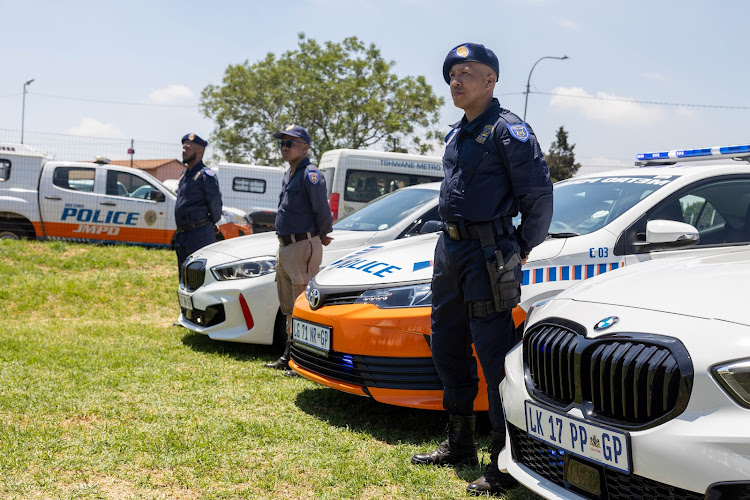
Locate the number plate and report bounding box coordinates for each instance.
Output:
[292,318,331,354]
[525,401,631,474]
[177,291,193,310]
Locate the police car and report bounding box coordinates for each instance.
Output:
[499,248,750,500]
[289,144,750,411]
[176,182,441,346]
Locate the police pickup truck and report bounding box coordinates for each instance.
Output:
[0,143,251,246]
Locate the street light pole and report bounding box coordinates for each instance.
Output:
[523,56,568,122]
[21,78,34,144]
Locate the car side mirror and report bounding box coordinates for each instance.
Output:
[151,189,166,202]
[645,219,699,247]
[419,220,442,234]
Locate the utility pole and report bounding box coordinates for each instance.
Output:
[21,79,35,144]
[523,56,569,122]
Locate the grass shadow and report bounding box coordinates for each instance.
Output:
[180,330,282,362]
[294,385,493,445]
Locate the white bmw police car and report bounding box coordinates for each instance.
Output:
[499,247,750,499]
[290,144,750,411]
[176,182,441,346]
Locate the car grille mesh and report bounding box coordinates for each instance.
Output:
[582,342,681,423]
[291,345,442,390]
[508,425,704,500]
[523,321,691,428]
[525,324,578,405]
[181,259,206,292]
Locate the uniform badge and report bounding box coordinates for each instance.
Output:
[285,124,295,131]
[476,125,494,144]
[307,171,319,184]
[445,129,459,146]
[508,123,530,142]
[204,168,215,177]
[188,133,195,141]
[455,45,470,58]
[144,210,157,226]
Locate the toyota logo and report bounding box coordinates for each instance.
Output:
[309,288,321,309]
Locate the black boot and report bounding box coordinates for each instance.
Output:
[466,430,518,496]
[411,414,478,466]
[264,339,291,370]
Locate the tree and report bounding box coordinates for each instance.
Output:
[200,34,445,165]
[546,126,581,182]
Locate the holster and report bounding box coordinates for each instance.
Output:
[476,223,521,314]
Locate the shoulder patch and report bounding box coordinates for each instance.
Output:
[203,167,216,177]
[508,123,530,142]
[445,129,459,145]
[476,125,494,144]
[307,171,320,185]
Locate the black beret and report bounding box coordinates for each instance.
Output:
[181,133,208,148]
[443,43,500,84]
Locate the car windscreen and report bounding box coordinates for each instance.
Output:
[551,175,677,236]
[333,187,437,231]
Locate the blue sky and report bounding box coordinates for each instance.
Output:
[2,0,749,168]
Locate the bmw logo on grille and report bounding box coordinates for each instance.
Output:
[594,316,619,331]
[309,288,321,309]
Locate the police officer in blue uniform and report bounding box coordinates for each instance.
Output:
[174,133,223,271]
[264,125,333,376]
[411,44,553,496]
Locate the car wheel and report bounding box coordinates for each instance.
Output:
[0,230,20,240]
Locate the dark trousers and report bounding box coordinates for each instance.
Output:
[430,233,520,431]
[175,224,216,271]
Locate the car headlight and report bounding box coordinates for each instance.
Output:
[712,359,750,408]
[211,257,276,281]
[221,210,247,226]
[354,283,432,308]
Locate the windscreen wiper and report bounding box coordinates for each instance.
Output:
[548,232,580,238]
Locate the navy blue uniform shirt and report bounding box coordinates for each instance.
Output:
[175,161,222,227]
[275,157,333,237]
[439,98,553,257]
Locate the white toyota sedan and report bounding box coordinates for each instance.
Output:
[499,248,750,500]
[176,182,441,346]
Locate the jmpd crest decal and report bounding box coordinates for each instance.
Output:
[476,125,494,144]
[594,316,619,331]
[144,210,157,226]
[307,171,319,184]
[508,124,530,142]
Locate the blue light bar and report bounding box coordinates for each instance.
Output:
[636,144,750,164]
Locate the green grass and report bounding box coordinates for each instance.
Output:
[0,240,542,499]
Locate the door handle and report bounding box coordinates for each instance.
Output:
[44,196,62,200]
[100,202,117,206]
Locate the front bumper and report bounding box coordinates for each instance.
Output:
[289,295,490,411]
[177,272,279,344]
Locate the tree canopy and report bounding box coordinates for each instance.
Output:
[546,126,581,182]
[200,34,445,165]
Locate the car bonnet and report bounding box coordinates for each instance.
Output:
[314,233,440,287]
[556,247,750,326]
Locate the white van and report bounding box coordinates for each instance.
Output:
[318,149,443,219]
[212,162,285,232]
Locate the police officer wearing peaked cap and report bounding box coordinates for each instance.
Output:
[264,124,333,376]
[410,43,553,496]
[174,133,223,272]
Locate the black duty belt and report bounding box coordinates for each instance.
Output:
[176,217,212,233]
[444,218,511,241]
[278,231,319,246]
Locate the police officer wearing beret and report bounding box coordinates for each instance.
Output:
[174,133,223,271]
[264,125,333,376]
[411,44,553,496]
